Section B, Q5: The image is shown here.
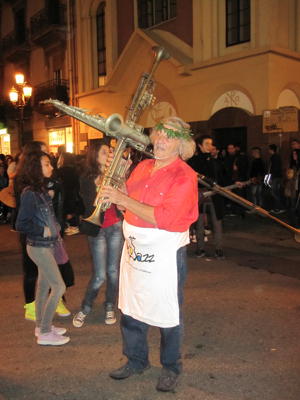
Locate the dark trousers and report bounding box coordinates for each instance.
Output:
[120,246,187,375]
[196,202,223,250]
[20,233,38,303]
[270,177,284,210]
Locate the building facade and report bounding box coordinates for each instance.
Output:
[0,0,72,154]
[1,0,300,162]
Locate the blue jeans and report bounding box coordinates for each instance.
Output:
[81,221,123,314]
[120,246,187,375]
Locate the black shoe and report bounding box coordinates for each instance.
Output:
[215,249,225,259]
[156,368,179,392]
[109,363,150,380]
[195,249,206,258]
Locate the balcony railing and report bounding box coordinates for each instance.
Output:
[30,4,66,47]
[34,79,69,116]
[0,29,31,62]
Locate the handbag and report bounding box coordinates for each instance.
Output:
[79,219,100,237]
[39,192,71,265]
[53,236,69,265]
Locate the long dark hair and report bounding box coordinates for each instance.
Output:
[17,151,50,193]
[84,139,109,177]
[291,149,300,169]
[22,141,47,155]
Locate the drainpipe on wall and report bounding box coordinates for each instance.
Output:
[66,0,79,153]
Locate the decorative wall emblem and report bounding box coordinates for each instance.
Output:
[211,90,254,115]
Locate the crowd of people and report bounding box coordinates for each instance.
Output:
[0,127,299,392]
[1,138,299,234]
[188,137,300,259]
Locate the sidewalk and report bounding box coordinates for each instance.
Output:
[0,216,300,400]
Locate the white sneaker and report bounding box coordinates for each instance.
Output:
[35,326,67,337]
[73,311,87,328]
[37,331,70,346]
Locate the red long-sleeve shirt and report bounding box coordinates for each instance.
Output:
[125,158,198,232]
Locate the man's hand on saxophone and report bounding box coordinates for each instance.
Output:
[100,184,156,225]
[101,186,126,207]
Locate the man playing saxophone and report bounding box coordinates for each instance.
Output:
[101,116,198,392]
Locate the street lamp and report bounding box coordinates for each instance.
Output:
[9,73,32,150]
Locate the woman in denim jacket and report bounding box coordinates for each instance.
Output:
[16,151,70,346]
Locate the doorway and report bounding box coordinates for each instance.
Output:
[213,126,247,152]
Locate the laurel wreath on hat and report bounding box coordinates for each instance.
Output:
[154,122,193,140]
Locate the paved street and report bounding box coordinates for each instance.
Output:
[0,214,300,400]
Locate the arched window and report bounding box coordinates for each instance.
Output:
[96,2,106,79]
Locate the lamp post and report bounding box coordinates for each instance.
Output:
[9,73,32,150]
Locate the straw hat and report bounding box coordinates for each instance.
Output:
[0,185,16,208]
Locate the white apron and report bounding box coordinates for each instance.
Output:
[118,221,189,328]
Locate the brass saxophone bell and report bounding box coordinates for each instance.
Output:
[152,46,170,62]
[105,114,124,136]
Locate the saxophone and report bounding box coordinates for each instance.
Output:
[41,99,150,152]
[125,46,170,132]
[42,46,169,226]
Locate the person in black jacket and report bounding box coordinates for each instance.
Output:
[267,144,284,213]
[289,139,300,168]
[284,149,300,227]
[248,147,265,206]
[188,135,225,259]
[223,143,248,216]
[56,152,82,235]
[0,164,9,223]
